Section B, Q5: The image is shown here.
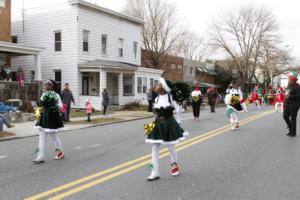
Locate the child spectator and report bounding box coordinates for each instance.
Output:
[86,99,92,122]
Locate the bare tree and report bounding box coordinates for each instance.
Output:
[124,0,186,69]
[209,5,282,89]
[172,31,210,61]
[257,40,292,86]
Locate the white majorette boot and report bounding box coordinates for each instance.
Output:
[33,148,45,164]
[147,172,160,181]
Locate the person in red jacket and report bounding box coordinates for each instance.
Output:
[250,90,260,110]
[275,88,285,113]
[85,99,92,122]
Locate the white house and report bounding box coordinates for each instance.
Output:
[11,0,162,109]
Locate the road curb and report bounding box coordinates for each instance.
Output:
[0,115,156,142]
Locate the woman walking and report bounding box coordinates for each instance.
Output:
[34,80,65,163]
[145,78,188,181]
[191,85,201,120]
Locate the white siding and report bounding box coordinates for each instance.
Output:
[77,7,141,66]
[12,4,80,102]
[135,68,162,104]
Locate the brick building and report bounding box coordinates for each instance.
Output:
[141,49,183,82]
[0,0,11,42]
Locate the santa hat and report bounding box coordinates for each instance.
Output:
[288,71,298,81]
[159,77,173,92]
[86,99,90,103]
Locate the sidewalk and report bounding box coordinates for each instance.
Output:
[1,111,155,140]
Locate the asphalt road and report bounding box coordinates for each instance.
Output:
[1,106,300,200]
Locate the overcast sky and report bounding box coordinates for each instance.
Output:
[12,0,300,63]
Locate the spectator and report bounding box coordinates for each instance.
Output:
[207,87,218,113]
[61,83,75,122]
[147,88,153,112]
[86,99,92,122]
[0,114,14,132]
[16,66,25,87]
[102,89,109,115]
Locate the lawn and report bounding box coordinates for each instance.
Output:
[69,110,112,118]
[66,117,123,124]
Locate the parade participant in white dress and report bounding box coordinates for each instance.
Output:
[34,80,65,163]
[225,81,244,131]
[145,78,188,181]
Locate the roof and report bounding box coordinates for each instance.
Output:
[69,0,144,25]
[79,59,138,71]
[0,41,43,55]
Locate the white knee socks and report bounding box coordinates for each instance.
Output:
[167,144,178,164]
[36,130,63,160]
[37,130,46,160]
[49,132,63,150]
[150,143,178,176]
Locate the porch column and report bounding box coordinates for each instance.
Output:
[118,72,123,105]
[99,69,107,110]
[35,54,42,80]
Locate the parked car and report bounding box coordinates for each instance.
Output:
[6,99,23,110]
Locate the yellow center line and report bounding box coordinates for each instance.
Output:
[46,110,273,200]
[25,110,273,200]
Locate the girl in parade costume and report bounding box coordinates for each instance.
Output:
[34,80,65,163]
[86,99,92,122]
[250,90,260,110]
[225,82,243,131]
[275,87,285,113]
[145,78,188,181]
[191,85,202,120]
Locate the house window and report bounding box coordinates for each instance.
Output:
[123,74,134,96]
[54,70,62,92]
[30,71,35,81]
[137,77,147,93]
[133,42,138,59]
[171,64,176,70]
[0,54,6,66]
[11,36,18,43]
[190,67,193,74]
[150,78,154,87]
[145,60,151,68]
[118,38,124,57]
[0,0,5,7]
[81,72,100,96]
[101,35,107,56]
[83,30,89,52]
[178,65,183,73]
[54,31,62,52]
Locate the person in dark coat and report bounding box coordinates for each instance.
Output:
[61,83,75,122]
[102,89,109,115]
[147,88,154,112]
[283,71,300,137]
[191,85,202,120]
[207,87,218,113]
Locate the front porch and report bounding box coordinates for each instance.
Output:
[78,59,137,110]
[0,41,43,81]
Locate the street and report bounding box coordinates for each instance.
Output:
[1,106,300,200]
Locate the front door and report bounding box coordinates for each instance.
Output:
[82,76,89,95]
[112,75,119,105]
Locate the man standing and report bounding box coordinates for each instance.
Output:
[102,89,110,115]
[61,83,75,122]
[207,87,218,113]
[283,71,300,137]
[147,88,153,112]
